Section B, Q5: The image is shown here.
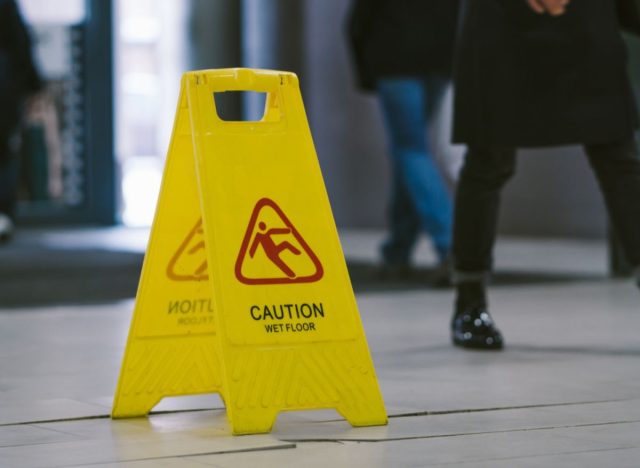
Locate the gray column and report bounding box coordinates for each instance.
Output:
[241,0,304,120]
[187,0,242,120]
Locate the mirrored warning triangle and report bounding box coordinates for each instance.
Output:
[235,198,323,285]
[167,218,209,281]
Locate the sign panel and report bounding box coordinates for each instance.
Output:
[112,69,387,434]
[112,93,221,418]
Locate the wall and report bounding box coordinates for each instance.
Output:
[301,0,640,239]
[303,0,390,229]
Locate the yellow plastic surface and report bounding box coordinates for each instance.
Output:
[111,86,222,418]
[112,68,387,434]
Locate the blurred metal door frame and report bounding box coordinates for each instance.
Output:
[18,0,115,225]
[84,0,115,224]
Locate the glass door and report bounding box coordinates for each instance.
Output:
[16,0,115,224]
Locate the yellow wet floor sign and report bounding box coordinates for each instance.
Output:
[112,68,387,435]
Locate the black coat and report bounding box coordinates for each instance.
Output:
[453,0,640,147]
[0,0,41,131]
[347,0,460,91]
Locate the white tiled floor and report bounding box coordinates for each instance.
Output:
[1,231,639,467]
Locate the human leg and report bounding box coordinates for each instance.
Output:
[379,166,420,278]
[453,146,517,274]
[584,137,640,287]
[377,78,453,263]
[0,127,18,215]
[451,146,517,349]
[0,163,18,217]
[0,126,19,243]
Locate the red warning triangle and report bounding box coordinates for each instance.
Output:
[166,218,209,281]
[235,198,323,285]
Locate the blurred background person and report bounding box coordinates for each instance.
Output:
[450,0,640,350]
[0,0,41,243]
[346,0,460,286]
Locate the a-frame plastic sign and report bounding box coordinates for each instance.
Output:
[112,68,387,435]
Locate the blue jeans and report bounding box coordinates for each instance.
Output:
[377,77,453,264]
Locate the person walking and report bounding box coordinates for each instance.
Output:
[347,0,460,285]
[0,0,42,242]
[450,0,640,349]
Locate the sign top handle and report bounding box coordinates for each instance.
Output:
[184,68,299,93]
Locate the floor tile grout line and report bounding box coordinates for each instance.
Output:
[280,419,640,444]
[30,422,95,439]
[287,398,636,423]
[0,438,90,449]
[1,398,635,427]
[418,445,640,467]
[179,443,299,460]
[56,443,298,467]
[386,398,633,419]
[0,407,222,427]
[0,414,111,427]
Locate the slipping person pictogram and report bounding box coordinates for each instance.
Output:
[167,218,209,281]
[236,198,323,285]
[249,222,301,278]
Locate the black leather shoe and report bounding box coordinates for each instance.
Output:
[451,306,504,350]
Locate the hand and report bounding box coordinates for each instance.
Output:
[526,0,570,16]
[24,92,46,119]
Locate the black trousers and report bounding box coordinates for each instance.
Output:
[0,124,20,217]
[453,138,640,273]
